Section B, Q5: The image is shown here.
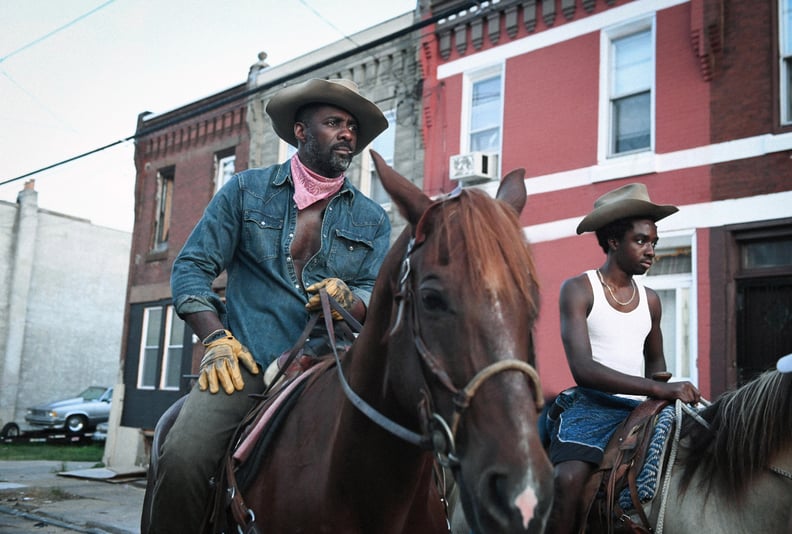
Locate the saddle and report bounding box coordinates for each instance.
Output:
[580,398,670,534]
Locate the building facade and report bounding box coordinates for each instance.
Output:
[0,181,130,434]
[112,11,424,468]
[418,0,792,399]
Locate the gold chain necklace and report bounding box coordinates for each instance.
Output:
[596,269,636,306]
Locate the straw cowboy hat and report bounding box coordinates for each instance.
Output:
[576,183,678,234]
[265,78,387,156]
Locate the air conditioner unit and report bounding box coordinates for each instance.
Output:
[449,152,498,183]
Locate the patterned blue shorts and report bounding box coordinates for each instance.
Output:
[544,387,640,465]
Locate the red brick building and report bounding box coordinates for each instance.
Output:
[418,0,792,399]
[121,84,250,433]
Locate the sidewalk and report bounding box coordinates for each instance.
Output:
[0,460,146,534]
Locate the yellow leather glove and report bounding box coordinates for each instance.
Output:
[305,278,357,321]
[198,329,259,394]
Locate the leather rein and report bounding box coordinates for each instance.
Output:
[321,233,544,467]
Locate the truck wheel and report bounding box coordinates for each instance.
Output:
[1,422,20,439]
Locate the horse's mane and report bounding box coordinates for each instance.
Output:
[427,189,540,321]
[678,369,792,501]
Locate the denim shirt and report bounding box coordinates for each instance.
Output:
[171,160,391,367]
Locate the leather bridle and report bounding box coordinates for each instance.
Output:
[321,230,544,467]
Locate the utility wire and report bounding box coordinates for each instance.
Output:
[1,0,482,187]
[0,0,117,64]
[299,0,361,48]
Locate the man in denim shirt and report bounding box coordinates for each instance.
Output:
[146,78,390,533]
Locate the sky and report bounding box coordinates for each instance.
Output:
[0,0,416,232]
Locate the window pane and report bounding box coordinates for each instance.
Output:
[162,307,185,390]
[215,154,236,193]
[784,0,792,54]
[471,76,501,133]
[153,169,174,250]
[741,238,792,269]
[613,31,651,96]
[613,92,650,153]
[163,348,182,389]
[786,58,792,121]
[471,128,500,152]
[169,313,185,344]
[145,308,162,345]
[656,288,677,376]
[648,246,692,276]
[370,110,396,204]
[141,348,159,387]
[371,110,396,158]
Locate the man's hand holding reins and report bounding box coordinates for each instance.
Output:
[198,329,259,394]
[305,278,358,321]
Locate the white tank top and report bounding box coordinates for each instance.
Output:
[585,269,650,379]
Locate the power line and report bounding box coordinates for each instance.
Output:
[1,1,482,187]
[0,0,117,64]
[299,0,362,48]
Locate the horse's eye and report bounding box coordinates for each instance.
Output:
[421,289,448,312]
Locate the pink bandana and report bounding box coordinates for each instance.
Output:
[290,155,345,210]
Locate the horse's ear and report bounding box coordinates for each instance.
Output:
[495,168,527,215]
[370,149,433,226]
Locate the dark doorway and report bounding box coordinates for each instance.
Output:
[736,275,792,384]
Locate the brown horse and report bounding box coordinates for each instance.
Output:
[143,151,553,533]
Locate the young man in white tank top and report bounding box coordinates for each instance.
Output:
[544,183,701,534]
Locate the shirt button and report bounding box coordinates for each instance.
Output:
[348,246,353,251]
[295,284,300,289]
[286,256,292,262]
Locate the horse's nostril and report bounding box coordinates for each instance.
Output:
[479,469,513,527]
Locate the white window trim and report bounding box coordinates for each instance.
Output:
[780,0,792,125]
[137,307,159,390]
[460,63,505,166]
[637,229,698,385]
[159,306,182,391]
[598,15,656,163]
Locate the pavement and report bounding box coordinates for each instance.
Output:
[0,460,147,533]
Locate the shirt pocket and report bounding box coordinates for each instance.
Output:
[243,209,283,262]
[327,227,375,279]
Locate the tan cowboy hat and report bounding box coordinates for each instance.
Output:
[576,183,678,234]
[265,78,387,156]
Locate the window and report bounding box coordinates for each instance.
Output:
[214,151,236,194]
[138,305,185,391]
[462,65,503,157]
[781,0,792,124]
[367,109,396,205]
[640,232,696,384]
[152,167,174,252]
[279,140,297,163]
[602,20,654,157]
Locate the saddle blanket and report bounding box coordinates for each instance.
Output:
[233,361,329,464]
[617,405,676,511]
